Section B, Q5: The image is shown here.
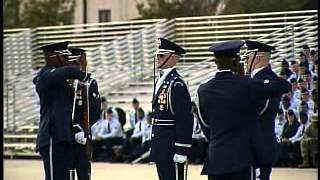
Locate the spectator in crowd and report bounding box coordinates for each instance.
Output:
[297,78,308,91]
[91,116,105,161]
[126,98,141,138]
[115,107,127,132]
[309,50,317,71]
[287,112,310,166]
[285,90,299,111]
[298,101,312,120]
[301,45,311,67]
[125,112,152,163]
[288,60,299,81]
[91,108,124,161]
[298,114,318,168]
[311,89,318,114]
[274,109,286,143]
[280,96,297,117]
[312,59,318,76]
[289,78,300,100]
[279,70,287,80]
[280,59,293,78]
[297,62,306,81]
[100,96,119,120]
[190,102,208,164]
[300,88,314,116]
[125,107,146,155]
[304,70,313,90]
[277,109,300,167]
[312,76,318,91]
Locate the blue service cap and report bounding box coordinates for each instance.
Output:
[39,41,70,53]
[155,37,186,56]
[69,48,86,55]
[245,40,275,52]
[68,48,85,62]
[209,40,244,58]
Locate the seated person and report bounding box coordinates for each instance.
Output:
[287,112,310,166]
[92,108,124,161]
[91,117,106,161]
[274,109,286,142]
[123,107,145,155]
[125,112,152,163]
[300,88,315,116]
[277,109,300,167]
[298,114,318,168]
[298,101,312,121]
[126,98,140,138]
[280,96,298,117]
[311,89,318,113]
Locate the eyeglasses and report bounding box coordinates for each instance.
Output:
[156,54,166,58]
[49,54,68,59]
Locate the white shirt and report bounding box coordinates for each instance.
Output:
[93,118,123,139]
[251,66,265,78]
[288,72,299,81]
[91,119,104,140]
[129,111,137,129]
[131,118,145,138]
[155,66,176,95]
[274,118,286,142]
[289,122,310,143]
[290,97,300,112]
[142,122,152,143]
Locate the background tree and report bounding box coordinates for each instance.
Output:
[136,0,219,19]
[4,0,21,29]
[222,0,318,14]
[137,0,318,19]
[4,0,75,29]
[21,0,75,28]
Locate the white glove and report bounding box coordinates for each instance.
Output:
[75,131,87,145]
[173,154,187,163]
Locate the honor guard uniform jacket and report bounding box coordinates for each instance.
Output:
[150,68,194,162]
[67,48,102,135]
[34,42,90,151]
[196,40,291,175]
[72,78,101,136]
[150,37,194,163]
[245,40,283,166]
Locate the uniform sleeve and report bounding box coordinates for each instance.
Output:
[171,79,194,156]
[248,77,291,101]
[89,79,101,126]
[195,90,210,141]
[41,66,87,88]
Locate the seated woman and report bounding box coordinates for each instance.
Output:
[277,109,301,167]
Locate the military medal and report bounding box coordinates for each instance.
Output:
[158,89,168,111]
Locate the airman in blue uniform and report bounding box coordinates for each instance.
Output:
[34,42,91,180]
[196,40,291,180]
[68,48,101,180]
[150,38,194,180]
[245,40,283,180]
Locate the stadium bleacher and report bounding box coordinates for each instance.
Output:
[3,10,318,158]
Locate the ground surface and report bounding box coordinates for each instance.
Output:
[4,160,318,180]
